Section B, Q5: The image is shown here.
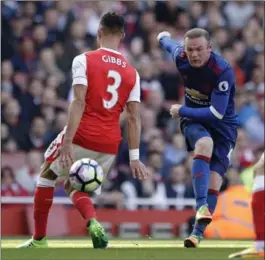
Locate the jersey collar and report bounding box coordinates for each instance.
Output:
[99,47,121,55]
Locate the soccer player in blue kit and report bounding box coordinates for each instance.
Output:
[157,28,238,248]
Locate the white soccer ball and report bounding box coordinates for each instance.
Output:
[69,158,104,193]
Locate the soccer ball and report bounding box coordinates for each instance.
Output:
[69,158,104,193]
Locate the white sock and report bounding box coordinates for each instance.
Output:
[253,176,264,252]
[37,177,56,187]
[252,175,265,193]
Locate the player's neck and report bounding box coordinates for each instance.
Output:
[100,44,119,52]
[99,39,120,53]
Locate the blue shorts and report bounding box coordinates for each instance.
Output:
[180,119,237,177]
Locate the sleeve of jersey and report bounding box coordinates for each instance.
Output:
[126,71,141,103]
[159,36,183,62]
[72,54,88,87]
[179,68,234,121]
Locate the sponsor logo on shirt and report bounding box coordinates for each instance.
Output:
[185,88,209,100]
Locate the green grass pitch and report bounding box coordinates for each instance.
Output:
[2,238,263,260]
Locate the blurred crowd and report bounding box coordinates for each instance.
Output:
[1,1,264,209]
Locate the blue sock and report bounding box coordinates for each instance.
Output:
[193,189,219,237]
[207,190,219,213]
[191,155,211,210]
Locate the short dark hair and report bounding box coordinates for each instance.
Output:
[184,28,210,42]
[100,12,125,34]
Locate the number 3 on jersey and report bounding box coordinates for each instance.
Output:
[103,70,121,109]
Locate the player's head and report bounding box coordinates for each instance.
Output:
[184,28,212,68]
[97,12,125,47]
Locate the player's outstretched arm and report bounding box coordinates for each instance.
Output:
[173,68,235,122]
[157,31,183,61]
[126,101,141,155]
[126,101,149,180]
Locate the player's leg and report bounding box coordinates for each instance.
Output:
[17,162,57,248]
[229,153,264,259]
[64,179,108,249]
[63,146,104,223]
[207,172,222,213]
[191,171,222,240]
[184,123,213,218]
[62,146,98,222]
[86,151,116,248]
[18,130,70,248]
[184,172,219,248]
[188,140,233,247]
[64,180,96,223]
[181,122,213,248]
[192,137,214,221]
[63,145,116,248]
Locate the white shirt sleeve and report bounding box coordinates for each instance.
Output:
[72,54,88,87]
[126,70,141,103]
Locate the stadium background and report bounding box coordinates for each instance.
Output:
[1,1,264,239]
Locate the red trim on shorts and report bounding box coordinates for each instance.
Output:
[194,154,211,163]
[46,150,57,163]
[45,133,65,163]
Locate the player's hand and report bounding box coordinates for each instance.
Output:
[58,142,74,169]
[130,160,149,180]
[157,31,171,42]
[170,104,182,119]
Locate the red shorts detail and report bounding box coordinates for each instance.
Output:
[44,129,65,163]
[44,128,118,164]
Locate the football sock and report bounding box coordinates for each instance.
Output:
[193,189,219,237]
[207,189,219,214]
[33,177,56,240]
[192,154,211,210]
[252,175,264,251]
[70,190,96,223]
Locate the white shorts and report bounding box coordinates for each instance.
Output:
[44,130,116,180]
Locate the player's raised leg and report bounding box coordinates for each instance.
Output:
[229,153,264,259]
[182,122,213,248]
[17,162,57,248]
